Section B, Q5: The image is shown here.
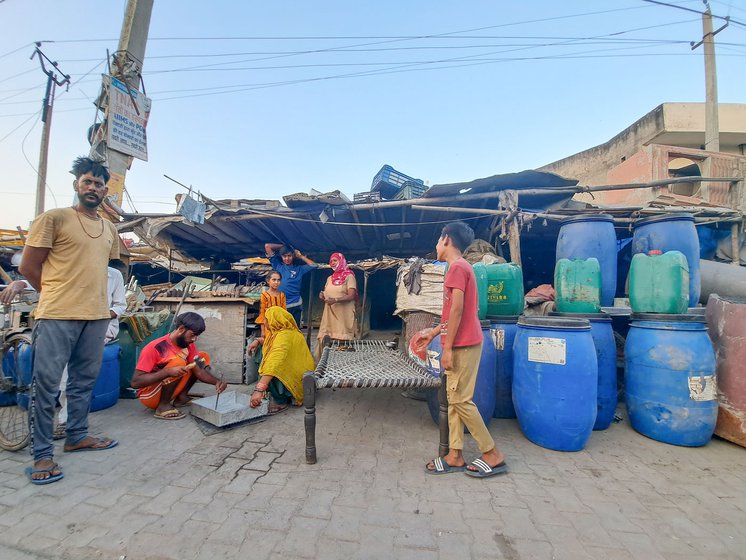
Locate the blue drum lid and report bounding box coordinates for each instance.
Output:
[633,212,694,227]
[630,312,706,323]
[560,213,615,225]
[517,316,591,329]
[486,315,521,324]
[549,311,612,323]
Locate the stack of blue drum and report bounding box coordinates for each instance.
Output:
[625,213,718,447]
[551,215,620,433]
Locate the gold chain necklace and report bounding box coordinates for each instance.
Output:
[74,207,105,239]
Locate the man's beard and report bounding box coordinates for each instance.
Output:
[174,334,189,348]
[79,193,102,208]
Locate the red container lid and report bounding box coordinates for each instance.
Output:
[648,250,663,255]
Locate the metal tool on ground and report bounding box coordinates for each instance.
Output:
[193,355,223,410]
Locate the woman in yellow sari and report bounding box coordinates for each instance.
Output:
[249,307,315,414]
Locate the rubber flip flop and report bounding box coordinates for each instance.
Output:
[425,457,466,475]
[25,464,64,485]
[64,437,119,452]
[53,423,67,441]
[464,459,509,478]
[153,409,186,420]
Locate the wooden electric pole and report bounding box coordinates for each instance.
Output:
[30,43,70,217]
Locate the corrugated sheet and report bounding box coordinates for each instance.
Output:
[128,170,582,263]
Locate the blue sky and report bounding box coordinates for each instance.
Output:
[1,0,744,227]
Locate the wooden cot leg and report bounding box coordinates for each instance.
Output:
[438,375,449,457]
[303,372,317,464]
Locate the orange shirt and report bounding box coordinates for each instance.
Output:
[256,290,286,324]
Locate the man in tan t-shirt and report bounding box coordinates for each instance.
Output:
[20,156,120,485]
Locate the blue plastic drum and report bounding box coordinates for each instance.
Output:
[625,313,717,447]
[90,342,121,412]
[632,213,700,306]
[556,214,618,306]
[0,333,33,409]
[489,316,520,418]
[426,324,496,429]
[513,316,598,451]
[551,312,617,430]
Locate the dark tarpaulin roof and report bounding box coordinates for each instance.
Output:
[427,170,577,211]
[128,170,579,264]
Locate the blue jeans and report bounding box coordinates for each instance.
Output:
[29,318,108,461]
[287,305,302,328]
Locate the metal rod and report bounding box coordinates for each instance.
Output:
[214,372,224,409]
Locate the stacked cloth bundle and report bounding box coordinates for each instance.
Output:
[121,310,171,344]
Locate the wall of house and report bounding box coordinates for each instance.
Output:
[539,105,667,185]
[573,144,746,210]
[540,103,746,187]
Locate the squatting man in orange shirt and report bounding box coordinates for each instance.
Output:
[131,312,227,420]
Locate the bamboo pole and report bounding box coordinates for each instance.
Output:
[411,204,741,225]
[359,271,369,340]
[507,215,522,266]
[730,180,743,266]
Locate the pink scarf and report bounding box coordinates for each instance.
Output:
[330,252,354,286]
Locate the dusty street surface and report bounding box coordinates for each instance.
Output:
[1,385,745,559]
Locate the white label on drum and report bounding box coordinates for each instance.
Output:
[688,375,717,401]
[527,337,566,365]
[491,327,505,351]
[427,350,440,370]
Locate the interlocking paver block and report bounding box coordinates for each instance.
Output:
[0,395,744,559]
[298,489,338,520]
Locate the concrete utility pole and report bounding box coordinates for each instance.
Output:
[30,44,70,216]
[699,9,720,152]
[93,0,154,209]
[691,4,729,201]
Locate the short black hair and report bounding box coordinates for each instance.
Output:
[175,312,206,335]
[71,156,111,183]
[278,245,293,256]
[440,221,474,252]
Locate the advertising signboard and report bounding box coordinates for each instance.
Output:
[107,76,151,161]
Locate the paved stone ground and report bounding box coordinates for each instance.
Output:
[0,384,745,560]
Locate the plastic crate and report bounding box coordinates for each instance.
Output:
[393,180,428,200]
[353,191,382,203]
[371,165,424,200]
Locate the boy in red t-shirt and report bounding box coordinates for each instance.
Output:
[414,222,508,478]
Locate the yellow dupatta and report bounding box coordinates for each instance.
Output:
[258,307,316,404]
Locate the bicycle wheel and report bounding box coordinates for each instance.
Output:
[0,333,32,451]
[0,405,29,451]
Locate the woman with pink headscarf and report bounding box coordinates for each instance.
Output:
[317,252,358,357]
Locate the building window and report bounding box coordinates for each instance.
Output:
[668,157,702,197]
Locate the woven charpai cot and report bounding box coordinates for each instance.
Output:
[313,339,441,390]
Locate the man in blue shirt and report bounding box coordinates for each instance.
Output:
[264,243,316,327]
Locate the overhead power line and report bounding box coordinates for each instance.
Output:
[642,0,746,28]
[27,3,673,47]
